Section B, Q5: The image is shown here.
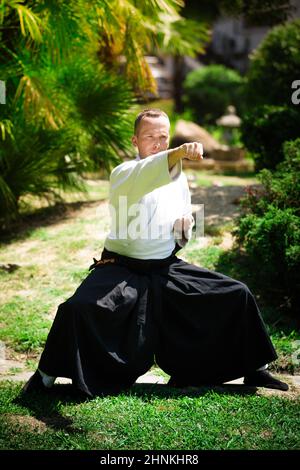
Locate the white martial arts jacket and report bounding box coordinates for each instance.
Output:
[104,151,193,259]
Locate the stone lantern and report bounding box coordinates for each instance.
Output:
[216,105,241,145]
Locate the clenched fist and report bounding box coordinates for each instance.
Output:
[179,142,203,161]
[167,141,204,170]
[173,214,195,244]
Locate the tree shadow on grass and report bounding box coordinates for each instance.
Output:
[0,200,101,246]
[12,381,258,434]
[12,383,88,434]
[128,382,258,399]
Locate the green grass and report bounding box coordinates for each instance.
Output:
[184,169,258,187]
[0,381,299,450]
[0,261,90,353]
[0,296,52,352]
[183,241,224,271]
[0,171,299,451]
[0,181,108,357]
[205,222,236,237]
[19,178,109,216]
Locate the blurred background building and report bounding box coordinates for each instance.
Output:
[209,0,300,73]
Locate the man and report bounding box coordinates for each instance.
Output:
[22,109,288,397]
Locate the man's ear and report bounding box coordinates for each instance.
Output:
[131,135,138,147]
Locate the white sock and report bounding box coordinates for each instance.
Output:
[38,368,56,388]
[256,364,268,371]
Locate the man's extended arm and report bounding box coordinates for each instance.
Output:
[110,142,204,207]
[168,142,204,170]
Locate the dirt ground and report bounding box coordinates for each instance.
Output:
[191,184,250,227]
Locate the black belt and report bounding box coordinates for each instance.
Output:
[88,244,181,273]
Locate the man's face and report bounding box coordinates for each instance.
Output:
[132,116,170,158]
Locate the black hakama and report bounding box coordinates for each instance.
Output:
[38,249,277,396]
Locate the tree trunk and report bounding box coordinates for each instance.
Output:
[173,55,185,114]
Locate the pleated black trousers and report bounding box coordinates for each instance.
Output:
[38,249,277,396]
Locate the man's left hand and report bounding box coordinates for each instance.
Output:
[173,215,194,241]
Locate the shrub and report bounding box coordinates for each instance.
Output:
[263,138,300,210]
[0,112,87,223]
[183,65,245,124]
[241,105,300,171]
[238,206,299,278]
[237,139,300,315]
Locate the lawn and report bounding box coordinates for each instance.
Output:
[0,173,299,451]
[0,381,299,451]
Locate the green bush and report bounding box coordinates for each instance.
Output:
[183,65,245,124]
[245,19,300,107]
[262,138,300,210]
[238,206,299,278]
[240,19,300,170]
[237,139,300,315]
[0,113,87,223]
[241,105,300,170]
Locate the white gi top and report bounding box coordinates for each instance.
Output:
[104,150,193,259]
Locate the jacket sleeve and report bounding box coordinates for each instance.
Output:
[110,151,181,207]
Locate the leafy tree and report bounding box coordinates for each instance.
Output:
[245,19,300,107]
[183,64,244,124]
[241,105,300,170]
[240,19,300,170]
[94,0,208,98]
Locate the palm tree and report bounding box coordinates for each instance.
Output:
[95,0,208,97]
[0,0,209,224]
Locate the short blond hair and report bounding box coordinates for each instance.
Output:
[134,108,169,135]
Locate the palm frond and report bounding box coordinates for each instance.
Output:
[16,4,42,42]
[0,116,87,222]
[130,0,182,19]
[14,75,64,129]
[95,0,208,96]
[34,0,83,63]
[0,119,14,140]
[1,0,43,42]
[156,15,209,56]
[123,28,158,95]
